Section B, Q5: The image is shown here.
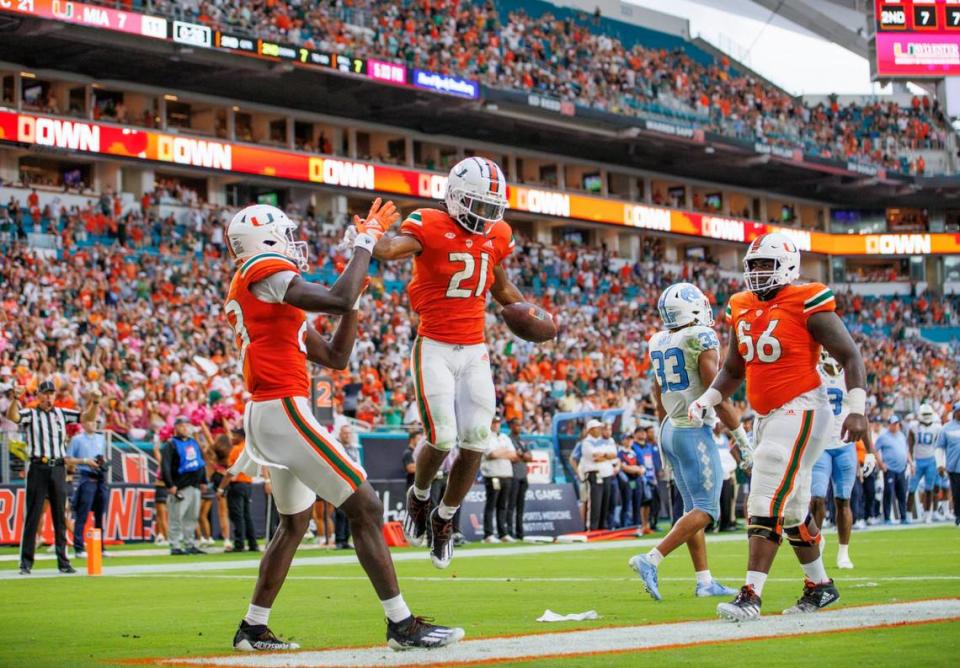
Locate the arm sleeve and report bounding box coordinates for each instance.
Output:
[802,284,836,319]
[243,257,300,285]
[581,440,595,462]
[61,408,81,425]
[399,209,428,246]
[495,221,515,264]
[66,437,78,459]
[250,270,297,304]
[161,442,175,488]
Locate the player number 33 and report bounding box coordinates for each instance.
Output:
[737,319,782,363]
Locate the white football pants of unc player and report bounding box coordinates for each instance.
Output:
[410,337,496,452]
[748,388,832,528]
[240,396,367,515]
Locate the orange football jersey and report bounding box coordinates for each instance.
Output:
[726,283,836,415]
[400,208,514,345]
[225,253,309,401]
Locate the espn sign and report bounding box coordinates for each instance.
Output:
[308,158,375,190]
[865,234,932,255]
[157,136,232,170]
[17,116,100,152]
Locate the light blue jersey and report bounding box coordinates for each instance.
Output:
[649,324,719,428]
[936,420,960,473]
[649,323,723,519]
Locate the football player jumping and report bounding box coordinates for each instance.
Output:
[223,201,463,651]
[374,157,539,569]
[688,232,868,621]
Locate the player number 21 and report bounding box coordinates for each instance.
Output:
[737,319,782,363]
[446,252,490,298]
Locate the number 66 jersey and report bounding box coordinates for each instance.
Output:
[725,283,836,416]
[400,208,514,345]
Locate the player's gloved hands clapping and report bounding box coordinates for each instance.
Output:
[354,197,399,242]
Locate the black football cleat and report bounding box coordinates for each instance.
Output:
[386,615,464,651]
[403,487,431,547]
[233,620,300,651]
[783,579,840,614]
[18,565,31,575]
[58,565,77,574]
[717,584,762,621]
[429,509,454,569]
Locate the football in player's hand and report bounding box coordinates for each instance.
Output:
[501,302,558,343]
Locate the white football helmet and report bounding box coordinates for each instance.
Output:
[918,403,937,425]
[444,157,508,234]
[820,349,841,376]
[657,282,714,329]
[227,204,307,270]
[743,232,800,294]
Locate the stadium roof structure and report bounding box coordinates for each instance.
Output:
[684,0,871,61]
[0,4,954,211]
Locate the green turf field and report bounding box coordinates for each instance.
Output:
[2,525,958,666]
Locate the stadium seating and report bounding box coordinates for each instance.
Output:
[3,187,959,445]
[89,0,953,175]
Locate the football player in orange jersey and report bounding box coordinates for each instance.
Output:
[373,157,529,568]
[687,232,868,622]
[223,201,463,651]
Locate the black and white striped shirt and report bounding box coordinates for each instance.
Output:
[18,407,81,460]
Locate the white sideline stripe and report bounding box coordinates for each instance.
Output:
[114,574,960,584]
[0,522,948,580]
[160,599,960,667]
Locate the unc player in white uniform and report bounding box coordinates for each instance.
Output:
[809,351,872,569]
[629,283,750,601]
[909,404,942,523]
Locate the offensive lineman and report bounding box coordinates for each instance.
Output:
[629,283,746,601]
[374,157,535,569]
[687,232,868,621]
[223,201,462,651]
[909,404,943,523]
[809,351,874,569]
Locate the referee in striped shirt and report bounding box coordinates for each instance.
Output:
[7,380,101,575]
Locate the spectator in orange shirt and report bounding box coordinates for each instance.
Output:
[218,428,259,553]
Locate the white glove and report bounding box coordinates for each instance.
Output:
[687,388,722,427]
[338,224,358,251]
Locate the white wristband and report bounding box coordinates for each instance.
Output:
[730,425,750,452]
[848,388,866,415]
[699,387,722,408]
[353,232,376,253]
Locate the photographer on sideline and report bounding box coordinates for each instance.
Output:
[161,417,208,555]
[66,420,109,557]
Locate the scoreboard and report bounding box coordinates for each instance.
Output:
[874,1,960,76]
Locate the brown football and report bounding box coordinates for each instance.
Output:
[501,302,558,343]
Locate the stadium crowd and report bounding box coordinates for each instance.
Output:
[3,190,960,443]
[101,0,951,175]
